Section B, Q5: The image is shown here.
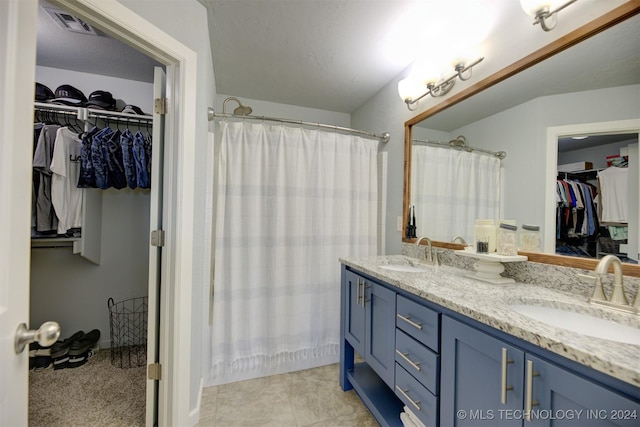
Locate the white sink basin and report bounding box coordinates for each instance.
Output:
[379,264,429,273]
[510,304,640,346]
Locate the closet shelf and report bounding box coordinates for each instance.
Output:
[34,102,153,123]
[31,237,81,250]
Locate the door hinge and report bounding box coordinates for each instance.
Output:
[154,97,168,115]
[148,363,162,380]
[150,230,165,247]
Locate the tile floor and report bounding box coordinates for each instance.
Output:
[196,363,379,426]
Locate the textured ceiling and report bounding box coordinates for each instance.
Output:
[201,0,421,113]
[36,0,161,83]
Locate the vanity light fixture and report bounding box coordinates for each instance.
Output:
[520,0,578,32]
[398,57,484,111]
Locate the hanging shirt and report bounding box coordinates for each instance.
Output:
[33,124,60,233]
[50,127,83,235]
[598,167,628,222]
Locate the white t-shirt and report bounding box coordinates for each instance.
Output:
[50,127,83,234]
[598,166,628,223]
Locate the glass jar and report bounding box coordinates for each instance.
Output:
[474,219,496,253]
[497,223,518,256]
[519,224,541,252]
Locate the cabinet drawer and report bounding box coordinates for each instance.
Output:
[395,329,440,395]
[395,364,438,427]
[396,295,440,352]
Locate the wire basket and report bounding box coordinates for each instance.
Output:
[108,296,148,369]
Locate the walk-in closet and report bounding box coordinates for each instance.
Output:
[556,132,639,262]
[29,1,163,425]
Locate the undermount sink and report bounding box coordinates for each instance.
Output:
[379,264,429,273]
[510,304,640,346]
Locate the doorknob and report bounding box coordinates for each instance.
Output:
[14,321,60,354]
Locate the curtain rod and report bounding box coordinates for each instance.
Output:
[207,108,390,143]
[412,136,506,159]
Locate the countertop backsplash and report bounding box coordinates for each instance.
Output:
[401,243,640,301]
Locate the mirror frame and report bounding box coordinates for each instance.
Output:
[403,1,640,277]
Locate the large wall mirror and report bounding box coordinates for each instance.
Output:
[403,2,640,277]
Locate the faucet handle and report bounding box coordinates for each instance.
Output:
[578,274,608,302]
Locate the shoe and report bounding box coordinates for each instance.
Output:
[32,356,53,370]
[51,330,84,370]
[69,329,100,356]
[29,342,51,358]
[67,344,99,369]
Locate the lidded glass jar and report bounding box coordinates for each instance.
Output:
[474,219,496,253]
[497,223,518,256]
[519,224,541,252]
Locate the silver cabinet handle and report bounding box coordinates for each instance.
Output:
[500,347,514,404]
[396,349,422,372]
[524,360,540,421]
[356,278,362,306]
[396,313,423,330]
[395,385,421,412]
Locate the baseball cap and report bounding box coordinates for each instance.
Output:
[121,105,146,115]
[48,84,87,106]
[35,83,55,102]
[85,90,116,110]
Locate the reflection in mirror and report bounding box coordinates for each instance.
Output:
[409,135,504,244]
[404,3,640,275]
[555,131,638,263]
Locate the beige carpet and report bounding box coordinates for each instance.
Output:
[29,349,146,427]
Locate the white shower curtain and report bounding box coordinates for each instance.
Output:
[210,121,378,385]
[411,145,501,243]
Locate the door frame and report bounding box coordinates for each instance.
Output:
[10,0,197,425]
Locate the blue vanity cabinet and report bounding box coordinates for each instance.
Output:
[343,269,366,356]
[525,354,640,427]
[340,266,403,427]
[441,316,640,427]
[441,316,525,426]
[341,268,396,387]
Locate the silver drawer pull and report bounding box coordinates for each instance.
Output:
[396,349,422,372]
[395,385,421,411]
[500,347,514,404]
[397,313,423,330]
[524,360,540,422]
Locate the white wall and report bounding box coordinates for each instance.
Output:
[36,65,154,112]
[30,190,150,349]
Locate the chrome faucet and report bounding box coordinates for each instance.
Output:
[451,235,467,245]
[581,255,639,315]
[415,236,437,265]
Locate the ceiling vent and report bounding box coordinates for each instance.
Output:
[42,6,99,36]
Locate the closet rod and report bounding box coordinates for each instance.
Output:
[207,108,390,143]
[412,136,506,159]
[34,102,153,123]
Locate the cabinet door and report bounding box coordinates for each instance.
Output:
[365,282,396,389]
[526,354,640,427]
[441,316,524,427]
[343,270,365,356]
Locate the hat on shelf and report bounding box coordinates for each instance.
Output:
[35,83,55,102]
[48,84,87,106]
[85,90,116,110]
[121,105,146,115]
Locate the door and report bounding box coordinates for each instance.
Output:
[441,316,525,427]
[146,66,166,426]
[343,270,365,356]
[526,354,640,427]
[0,0,38,425]
[364,282,396,389]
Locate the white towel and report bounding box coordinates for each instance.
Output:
[400,411,419,427]
[404,405,427,427]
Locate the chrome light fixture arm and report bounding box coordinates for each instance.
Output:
[527,0,578,32]
[402,57,484,111]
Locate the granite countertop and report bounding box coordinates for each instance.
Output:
[340,254,640,388]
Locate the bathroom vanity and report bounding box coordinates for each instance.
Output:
[339,255,640,427]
